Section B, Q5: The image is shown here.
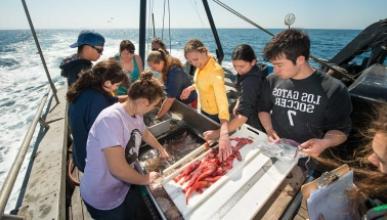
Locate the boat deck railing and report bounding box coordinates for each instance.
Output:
[0,0,59,219]
[0,94,50,220]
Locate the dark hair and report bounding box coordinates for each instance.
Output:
[128,71,164,103]
[120,40,135,54]
[151,38,167,51]
[232,44,257,62]
[66,59,125,102]
[263,29,310,64]
[77,45,86,54]
[147,49,183,83]
[184,39,207,58]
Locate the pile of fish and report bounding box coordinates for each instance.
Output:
[173,137,253,204]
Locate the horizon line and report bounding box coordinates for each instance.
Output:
[0,27,363,31]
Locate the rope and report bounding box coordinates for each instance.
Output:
[190,0,207,28]
[211,0,354,81]
[168,0,172,53]
[161,0,166,40]
[211,0,274,36]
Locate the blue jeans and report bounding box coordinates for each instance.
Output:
[84,185,153,220]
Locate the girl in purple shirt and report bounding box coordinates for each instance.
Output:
[80,72,170,219]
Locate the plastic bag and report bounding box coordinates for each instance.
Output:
[256,138,304,161]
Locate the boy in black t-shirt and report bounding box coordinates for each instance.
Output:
[259,29,352,157]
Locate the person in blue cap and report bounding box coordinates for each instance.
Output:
[60,30,105,86]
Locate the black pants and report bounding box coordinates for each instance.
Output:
[84,185,153,220]
[201,110,220,124]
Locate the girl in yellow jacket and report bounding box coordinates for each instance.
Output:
[180,39,232,162]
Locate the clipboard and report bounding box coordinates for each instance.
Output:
[301,164,351,199]
[301,164,359,220]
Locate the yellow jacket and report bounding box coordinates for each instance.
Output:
[194,56,230,121]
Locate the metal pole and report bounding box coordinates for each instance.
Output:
[21,0,59,104]
[152,13,156,39]
[202,0,224,64]
[139,0,147,65]
[0,94,48,217]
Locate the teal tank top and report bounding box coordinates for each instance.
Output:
[115,56,140,96]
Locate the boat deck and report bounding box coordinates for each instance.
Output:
[68,169,91,220]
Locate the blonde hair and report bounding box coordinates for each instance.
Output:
[184,39,208,58]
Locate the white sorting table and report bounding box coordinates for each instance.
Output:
[161,125,299,220]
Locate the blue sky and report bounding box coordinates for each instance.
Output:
[0,0,386,30]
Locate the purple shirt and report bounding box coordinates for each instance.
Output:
[80,103,145,210]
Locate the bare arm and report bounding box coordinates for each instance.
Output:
[323,130,348,147]
[300,130,348,157]
[157,97,175,118]
[143,129,170,159]
[204,114,247,140]
[258,112,280,142]
[135,55,144,72]
[218,119,233,162]
[103,146,153,185]
[180,85,195,100]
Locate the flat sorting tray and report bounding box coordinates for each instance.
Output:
[159,125,299,220]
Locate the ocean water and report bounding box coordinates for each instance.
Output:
[0,28,360,212]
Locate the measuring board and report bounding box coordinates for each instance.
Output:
[162,125,298,219]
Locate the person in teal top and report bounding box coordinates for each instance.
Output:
[114,40,144,95]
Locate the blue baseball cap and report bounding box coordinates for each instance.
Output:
[69,31,105,48]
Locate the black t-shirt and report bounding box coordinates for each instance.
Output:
[236,64,268,130]
[259,71,352,143]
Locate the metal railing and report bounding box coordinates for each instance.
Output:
[0,0,59,218]
[0,94,49,219]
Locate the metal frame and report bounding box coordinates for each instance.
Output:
[139,0,147,64]
[202,0,224,64]
[0,94,48,219]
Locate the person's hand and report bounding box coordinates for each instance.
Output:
[180,86,193,100]
[147,171,161,184]
[203,130,220,141]
[267,128,280,143]
[155,114,162,121]
[218,134,233,162]
[158,147,170,160]
[299,138,330,157]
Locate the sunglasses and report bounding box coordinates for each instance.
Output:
[89,45,104,54]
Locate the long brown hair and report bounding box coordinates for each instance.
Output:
[316,104,387,205]
[66,59,125,102]
[352,104,387,200]
[128,71,164,104]
[147,49,182,83]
